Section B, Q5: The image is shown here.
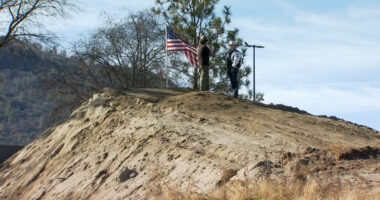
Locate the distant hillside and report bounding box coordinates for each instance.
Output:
[0,41,172,145]
[0,89,378,199]
[0,41,72,145]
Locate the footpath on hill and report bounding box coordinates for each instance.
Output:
[0,88,379,199]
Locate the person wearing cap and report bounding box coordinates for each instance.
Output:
[227,41,242,98]
[197,36,213,91]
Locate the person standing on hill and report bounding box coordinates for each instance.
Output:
[197,36,213,91]
[227,41,242,98]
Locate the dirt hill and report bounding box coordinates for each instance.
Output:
[0,88,379,199]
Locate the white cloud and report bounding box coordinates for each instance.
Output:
[233,5,380,82]
[261,83,380,130]
[46,0,156,47]
[262,83,380,113]
[231,3,380,129]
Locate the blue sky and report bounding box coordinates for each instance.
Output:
[45,0,380,130]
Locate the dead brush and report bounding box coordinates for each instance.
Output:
[148,167,213,200]
[149,182,214,200]
[210,177,320,200]
[147,161,379,200]
[216,168,238,188]
[214,177,380,200]
[328,144,353,159]
[148,175,380,200]
[341,188,380,200]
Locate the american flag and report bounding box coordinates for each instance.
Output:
[166,26,198,68]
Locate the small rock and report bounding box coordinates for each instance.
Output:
[119,168,138,183]
[95,170,108,179]
[198,117,207,122]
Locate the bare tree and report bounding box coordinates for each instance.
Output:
[0,0,75,49]
[74,10,166,89]
[42,11,167,111]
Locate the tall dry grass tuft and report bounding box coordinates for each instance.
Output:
[341,188,380,200]
[328,144,353,159]
[246,178,318,200]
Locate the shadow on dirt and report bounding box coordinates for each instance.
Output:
[0,144,23,164]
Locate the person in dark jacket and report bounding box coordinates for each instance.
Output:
[227,41,242,98]
[197,36,213,91]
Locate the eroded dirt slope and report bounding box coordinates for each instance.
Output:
[0,88,379,199]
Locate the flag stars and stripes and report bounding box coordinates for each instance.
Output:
[166,26,198,68]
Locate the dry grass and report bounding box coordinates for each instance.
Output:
[328,144,353,159]
[148,150,380,200]
[148,144,380,200]
[149,178,380,200]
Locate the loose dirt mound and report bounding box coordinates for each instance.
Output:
[0,88,379,199]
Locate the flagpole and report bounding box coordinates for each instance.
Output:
[165,25,169,88]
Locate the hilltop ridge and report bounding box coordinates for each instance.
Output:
[0,88,379,199]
